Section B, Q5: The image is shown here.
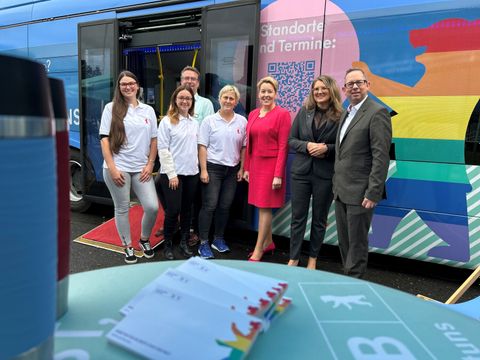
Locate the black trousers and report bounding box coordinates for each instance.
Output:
[335,198,374,279]
[158,174,199,241]
[290,173,333,260]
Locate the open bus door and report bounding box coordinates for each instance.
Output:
[77,19,119,211]
[202,0,260,227]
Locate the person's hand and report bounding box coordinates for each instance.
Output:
[169,177,179,190]
[306,142,317,154]
[200,169,209,184]
[272,177,282,190]
[308,142,327,158]
[139,162,154,182]
[109,167,125,187]
[243,170,249,183]
[362,197,377,209]
[236,168,244,182]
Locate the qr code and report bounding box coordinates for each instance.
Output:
[268,61,315,113]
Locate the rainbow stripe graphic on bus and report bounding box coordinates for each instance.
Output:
[367,18,480,263]
[260,0,480,268]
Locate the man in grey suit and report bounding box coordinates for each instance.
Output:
[333,68,392,278]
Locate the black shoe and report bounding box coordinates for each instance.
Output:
[124,247,137,264]
[139,239,154,259]
[163,241,175,260]
[188,231,200,247]
[179,241,193,257]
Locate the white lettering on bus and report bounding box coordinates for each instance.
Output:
[68,108,80,126]
[260,38,336,54]
[260,19,324,37]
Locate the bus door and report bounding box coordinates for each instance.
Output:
[117,10,203,118]
[78,19,119,207]
[202,0,259,226]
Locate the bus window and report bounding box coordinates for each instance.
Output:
[203,1,259,117]
[465,100,480,165]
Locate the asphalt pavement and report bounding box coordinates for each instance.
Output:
[70,204,480,303]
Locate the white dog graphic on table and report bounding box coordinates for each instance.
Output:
[320,295,373,310]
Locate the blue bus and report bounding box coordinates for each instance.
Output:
[1,0,480,269]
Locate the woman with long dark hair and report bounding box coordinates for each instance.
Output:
[99,70,158,264]
[288,75,343,269]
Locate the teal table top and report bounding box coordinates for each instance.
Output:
[54,260,479,359]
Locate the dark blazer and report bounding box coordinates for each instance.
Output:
[333,96,392,204]
[289,106,339,179]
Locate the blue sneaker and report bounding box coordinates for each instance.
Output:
[198,241,214,259]
[211,237,230,253]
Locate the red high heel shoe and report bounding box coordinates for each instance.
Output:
[263,242,276,255]
[248,242,276,258]
[248,256,261,262]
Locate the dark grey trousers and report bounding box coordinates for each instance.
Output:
[335,198,374,278]
[290,174,333,260]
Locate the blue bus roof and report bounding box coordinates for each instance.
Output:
[0,0,210,27]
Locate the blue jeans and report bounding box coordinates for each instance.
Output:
[198,162,239,241]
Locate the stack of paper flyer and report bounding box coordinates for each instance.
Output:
[107,257,292,359]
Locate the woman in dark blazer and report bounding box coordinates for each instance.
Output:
[288,75,343,269]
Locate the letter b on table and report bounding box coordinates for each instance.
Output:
[348,336,415,360]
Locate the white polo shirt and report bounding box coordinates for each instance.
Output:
[157,114,199,178]
[198,112,247,167]
[99,101,157,172]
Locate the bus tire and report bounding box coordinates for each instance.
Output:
[70,149,91,212]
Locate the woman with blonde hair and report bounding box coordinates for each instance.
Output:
[288,75,343,269]
[243,76,291,261]
[196,85,247,258]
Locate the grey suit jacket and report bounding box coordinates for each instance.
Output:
[289,106,339,179]
[333,96,392,205]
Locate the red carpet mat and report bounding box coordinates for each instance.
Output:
[74,205,164,257]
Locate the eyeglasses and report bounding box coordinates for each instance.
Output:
[345,80,367,89]
[177,96,193,102]
[313,86,329,93]
[119,82,137,88]
[181,76,198,82]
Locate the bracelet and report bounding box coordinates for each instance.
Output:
[148,160,155,163]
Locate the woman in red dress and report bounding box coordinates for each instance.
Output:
[243,76,291,261]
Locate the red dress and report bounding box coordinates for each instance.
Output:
[245,106,291,208]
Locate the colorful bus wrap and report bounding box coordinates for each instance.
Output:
[0,0,479,268]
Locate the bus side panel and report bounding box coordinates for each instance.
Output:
[0,26,28,57]
[31,0,157,22]
[0,2,32,27]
